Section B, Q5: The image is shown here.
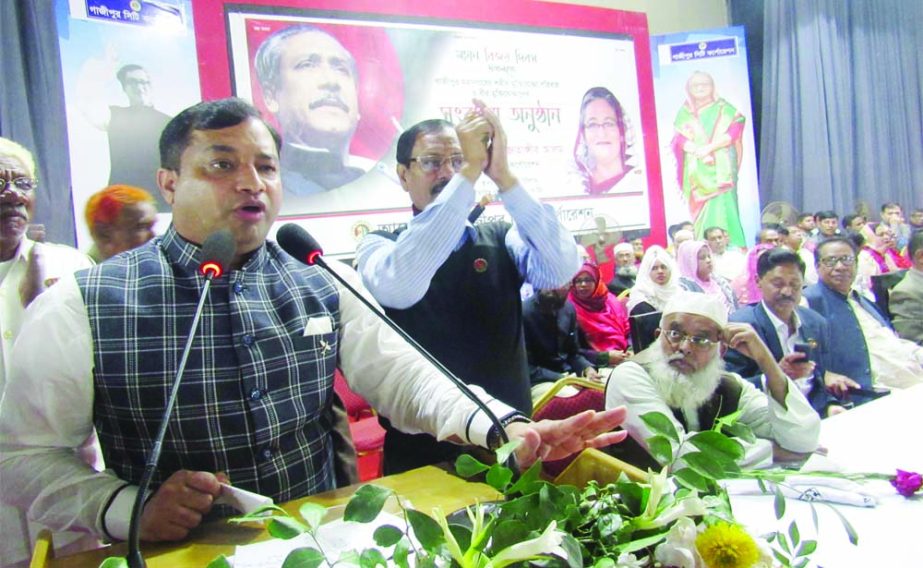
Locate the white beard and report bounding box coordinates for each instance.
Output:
[645,340,724,422]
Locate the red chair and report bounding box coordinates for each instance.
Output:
[532,377,608,478]
[334,370,386,481]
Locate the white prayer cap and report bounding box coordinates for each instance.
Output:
[661,291,728,329]
[613,242,634,255]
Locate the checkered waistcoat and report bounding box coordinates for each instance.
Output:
[75,226,340,503]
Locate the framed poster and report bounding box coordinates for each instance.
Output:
[192,0,665,256]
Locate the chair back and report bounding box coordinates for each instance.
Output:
[629,310,661,352]
[871,269,908,319]
[532,377,607,477]
[334,369,374,420]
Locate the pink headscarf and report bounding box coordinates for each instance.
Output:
[675,240,722,296]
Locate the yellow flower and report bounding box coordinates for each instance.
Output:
[695,522,761,568]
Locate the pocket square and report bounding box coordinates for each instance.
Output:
[303,316,333,336]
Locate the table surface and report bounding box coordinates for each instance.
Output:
[730,384,923,567]
[48,386,923,567]
[48,465,501,568]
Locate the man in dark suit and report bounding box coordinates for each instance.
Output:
[804,236,923,401]
[724,248,852,416]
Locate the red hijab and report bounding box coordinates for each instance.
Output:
[568,263,629,351]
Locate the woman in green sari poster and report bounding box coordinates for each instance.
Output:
[671,71,747,247]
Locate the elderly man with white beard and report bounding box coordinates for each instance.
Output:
[605,292,820,469]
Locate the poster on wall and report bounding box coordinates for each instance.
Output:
[58,0,201,248]
[192,0,665,257]
[650,26,760,249]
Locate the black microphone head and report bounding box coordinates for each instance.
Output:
[277,223,323,265]
[198,229,236,278]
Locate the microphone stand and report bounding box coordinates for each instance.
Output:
[126,271,220,568]
[308,254,518,471]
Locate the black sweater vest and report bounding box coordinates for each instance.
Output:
[376,222,530,473]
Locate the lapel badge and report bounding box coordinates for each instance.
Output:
[473,258,488,273]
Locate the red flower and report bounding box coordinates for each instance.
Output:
[891,469,923,497]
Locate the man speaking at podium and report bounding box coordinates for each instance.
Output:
[0,98,624,548]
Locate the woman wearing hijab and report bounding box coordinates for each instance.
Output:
[626,246,680,349]
[675,240,738,314]
[568,262,631,368]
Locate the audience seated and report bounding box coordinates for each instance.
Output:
[523,287,600,401]
[84,184,158,262]
[705,225,746,282]
[804,237,923,402]
[756,223,783,247]
[909,207,923,233]
[606,242,637,296]
[796,213,818,250]
[724,248,851,417]
[569,262,631,368]
[605,292,821,470]
[627,246,679,350]
[814,210,841,241]
[783,224,818,284]
[889,231,923,345]
[864,222,912,274]
[0,137,98,566]
[675,240,738,314]
[880,202,912,251]
[666,221,694,256]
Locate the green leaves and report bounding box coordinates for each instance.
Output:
[98,558,129,568]
[344,485,394,523]
[281,548,325,568]
[647,435,674,465]
[641,412,679,442]
[406,509,445,549]
[205,556,233,568]
[687,430,744,461]
[268,516,308,540]
[372,524,404,547]
[298,502,326,531]
[455,453,490,478]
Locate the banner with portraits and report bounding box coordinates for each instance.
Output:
[650,26,761,249]
[58,0,201,248]
[193,0,666,257]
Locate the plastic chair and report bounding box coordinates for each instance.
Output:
[553,448,646,488]
[532,377,608,478]
[29,529,53,568]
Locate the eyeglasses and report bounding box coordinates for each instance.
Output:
[408,154,464,174]
[584,120,619,134]
[0,177,36,196]
[663,329,719,349]
[818,255,855,268]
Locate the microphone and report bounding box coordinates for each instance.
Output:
[275,223,513,458]
[126,229,235,568]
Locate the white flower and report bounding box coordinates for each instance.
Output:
[641,467,671,519]
[648,495,707,529]
[751,535,775,568]
[653,517,701,568]
[487,520,567,568]
[615,552,646,568]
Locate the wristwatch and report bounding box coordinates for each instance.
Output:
[486,412,532,450]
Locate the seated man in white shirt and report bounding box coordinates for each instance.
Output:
[705,226,746,282]
[605,291,821,470]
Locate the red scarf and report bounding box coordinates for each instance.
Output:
[568,263,629,351]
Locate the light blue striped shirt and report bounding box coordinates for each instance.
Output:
[356,174,580,309]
